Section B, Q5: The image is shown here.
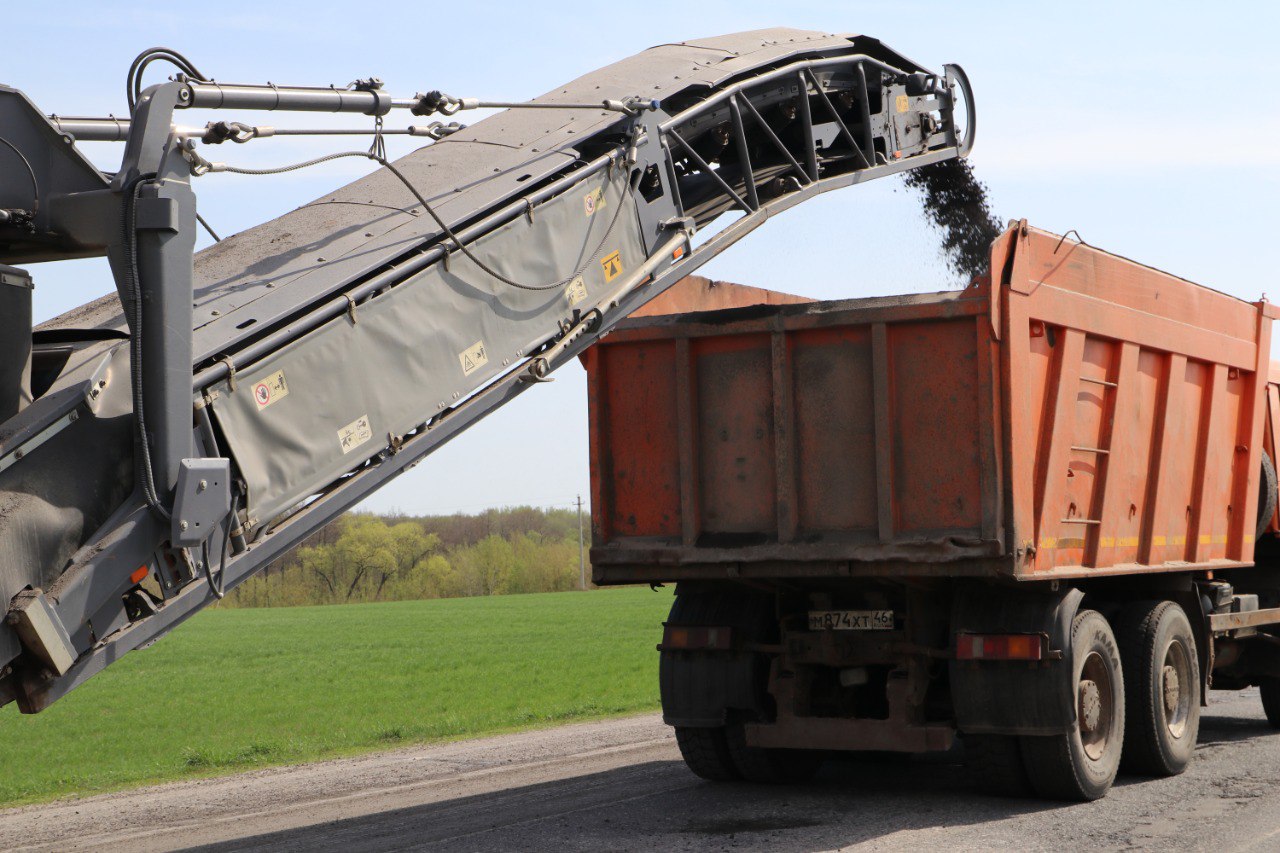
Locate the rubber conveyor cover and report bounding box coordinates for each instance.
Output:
[210,168,644,525]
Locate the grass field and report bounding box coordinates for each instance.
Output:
[0,586,674,807]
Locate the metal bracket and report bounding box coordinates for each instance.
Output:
[8,590,77,675]
[0,408,79,475]
[218,356,237,392]
[171,458,231,547]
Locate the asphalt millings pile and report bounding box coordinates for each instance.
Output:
[903,158,1003,283]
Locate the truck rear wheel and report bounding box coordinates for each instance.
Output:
[1259,679,1280,728]
[1117,601,1199,776]
[1020,609,1124,801]
[674,726,741,781]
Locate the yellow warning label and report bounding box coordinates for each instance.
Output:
[583,186,606,217]
[252,369,289,411]
[337,414,373,455]
[601,250,623,282]
[896,94,909,113]
[566,276,588,307]
[459,340,489,377]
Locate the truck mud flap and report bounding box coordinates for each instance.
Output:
[660,650,764,727]
[659,589,773,727]
[949,584,1082,736]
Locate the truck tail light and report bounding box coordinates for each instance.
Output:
[956,633,1045,661]
[660,624,733,651]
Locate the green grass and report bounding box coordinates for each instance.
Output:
[0,586,674,807]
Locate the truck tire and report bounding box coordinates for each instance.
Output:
[1259,679,1280,728]
[1020,609,1124,801]
[1117,601,1199,776]
[723,717,823,784]
[674,726,741,781]
[1259,451,1278,541]
[965,735,1033,797]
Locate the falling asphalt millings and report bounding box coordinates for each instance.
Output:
[903,157,1004,284]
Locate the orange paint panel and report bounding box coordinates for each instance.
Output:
[888,320,983,534]
[1091,346,1159,567]
[599,342,681,537]
[1204,374,1244,560]
[693,334,776,535]
[1167,360,1210,561]
[791,327,877,534]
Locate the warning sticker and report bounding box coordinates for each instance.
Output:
[459,340,489,377]
[601,250,623,282]
[895,94,910,113]
[252,370,289,411]
[337,414,373,454]
[583,186,606,217]
[566,276,588,307]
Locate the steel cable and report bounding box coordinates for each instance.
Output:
[0,135,40,217]
[127,47,210,111]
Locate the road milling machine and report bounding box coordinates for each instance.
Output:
[0,30,974,712]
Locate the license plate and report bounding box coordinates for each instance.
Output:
[808,610,894,631]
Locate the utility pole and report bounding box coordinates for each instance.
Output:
[577,494,586,590]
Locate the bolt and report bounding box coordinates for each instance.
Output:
[198,479,208,492]
[179,520,189,531]
[1079,680,1102,732]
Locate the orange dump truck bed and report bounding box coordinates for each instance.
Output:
[585,223,1276,583]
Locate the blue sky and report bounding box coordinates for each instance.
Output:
[7,2,1277,515]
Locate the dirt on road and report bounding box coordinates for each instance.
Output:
[5,690,1280,852]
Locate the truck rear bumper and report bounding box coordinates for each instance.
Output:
[746,716,954,753]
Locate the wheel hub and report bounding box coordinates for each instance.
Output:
[1080,679,1102,732]
[1162,664,1181,716]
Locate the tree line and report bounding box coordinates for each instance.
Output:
[224,506,589,608]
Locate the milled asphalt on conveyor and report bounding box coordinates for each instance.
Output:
[5,690,1280,852]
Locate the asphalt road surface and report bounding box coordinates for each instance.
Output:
[6,689,1280,852]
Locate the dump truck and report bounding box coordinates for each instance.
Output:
[583,224,1280,800]
[0,31,975,713]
